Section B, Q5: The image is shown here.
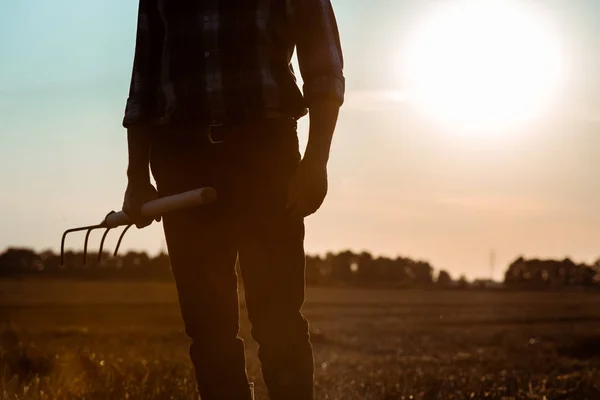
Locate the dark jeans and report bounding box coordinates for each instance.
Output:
[150,119,314,400]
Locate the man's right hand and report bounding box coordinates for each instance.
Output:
[123,127,159,229]
[122,180,161,229]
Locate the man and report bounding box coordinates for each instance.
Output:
[121,1,344,399]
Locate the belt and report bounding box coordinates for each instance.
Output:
[204,117,297,144]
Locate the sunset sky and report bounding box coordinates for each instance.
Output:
[1,0,599,280]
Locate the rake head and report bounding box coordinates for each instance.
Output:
[59,187,217,267]
[60,211,133,266]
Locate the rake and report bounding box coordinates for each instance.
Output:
[60,187,217,266]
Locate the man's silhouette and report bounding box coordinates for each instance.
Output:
[120,1,344,399]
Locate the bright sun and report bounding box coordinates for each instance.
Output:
[401,0,566,135]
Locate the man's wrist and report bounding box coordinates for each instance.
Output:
[303,142,330,166]
[304,100,340,166]
[126,127,153,183]
[127,164,150,183]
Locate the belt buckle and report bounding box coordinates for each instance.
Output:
[207,121,225,144]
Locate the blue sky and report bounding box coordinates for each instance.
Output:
[1,0,599,279]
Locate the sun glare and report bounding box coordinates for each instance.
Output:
[401,0,566,136]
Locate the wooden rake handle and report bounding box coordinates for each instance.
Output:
[103,187,217,228]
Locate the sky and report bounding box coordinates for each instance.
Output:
[1,0,599,280]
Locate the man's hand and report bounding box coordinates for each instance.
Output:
[122,179,161,229]
[286,157,328,219]
[122,127,159,229]
[286,100,339,219]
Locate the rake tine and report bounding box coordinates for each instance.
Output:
[61,224,104,266]
[114,224,133,257]
[98,227,112,262]
[83,227,96,265]
[97,210,117,262]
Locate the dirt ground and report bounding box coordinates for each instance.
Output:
[1,280,600,399]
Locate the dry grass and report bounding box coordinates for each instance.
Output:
[2,280,600,399]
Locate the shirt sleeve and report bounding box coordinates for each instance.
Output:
[290,0,345,107]
[122,0,164,128]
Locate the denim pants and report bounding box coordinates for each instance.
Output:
[149,119,315,400]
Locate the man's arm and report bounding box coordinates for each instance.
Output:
[121,0,164,228]
[291,0,345,165]
[286,0,344,218]
[123,0,164,183]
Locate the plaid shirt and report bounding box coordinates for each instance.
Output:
[122,0,345,128]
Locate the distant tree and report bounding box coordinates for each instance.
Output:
[0,248,42,276]
[305,255,320,285]
[39,249,61,273]
[331,250,355,283]
[0,247,448,287]
[504,256,600,290]
[504,256,527,287]
[411,261,434,285]
[456,274,469,289]
[436,270,452,286]
[356,251,375,284]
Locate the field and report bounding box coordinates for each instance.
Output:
[1,280,600,399]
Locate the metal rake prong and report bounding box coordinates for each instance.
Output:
[82,227,96,265]
[114,224,133,257]
[61,224,105,266]
[97,227,112,262]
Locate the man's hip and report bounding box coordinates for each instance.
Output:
[149,117,301,214]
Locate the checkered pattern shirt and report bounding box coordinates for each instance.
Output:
[122,0,345,128]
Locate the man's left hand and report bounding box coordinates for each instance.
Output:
[286,157,328,219]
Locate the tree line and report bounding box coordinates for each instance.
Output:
[1,247,600,290]
[504,256,600,289]
[0,247,445,287]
